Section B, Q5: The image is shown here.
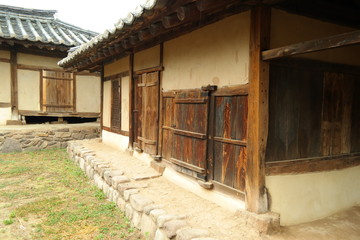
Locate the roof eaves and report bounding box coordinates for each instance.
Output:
[58,0,157,67]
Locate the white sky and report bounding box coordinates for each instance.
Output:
[0,0,144,33]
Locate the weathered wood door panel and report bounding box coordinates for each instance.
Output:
[111,79,121,131]
[135,71,159,155]
[42,70,73,113]
[161,93,175,161]
[211,95,248,192]
[170,90,210,175]
[133,75,142,149]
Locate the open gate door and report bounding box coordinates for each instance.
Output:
[169,90,210,178]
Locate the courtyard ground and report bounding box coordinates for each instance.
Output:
[0,148,143,240]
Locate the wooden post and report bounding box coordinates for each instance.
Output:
[10,49,18,119]
[246,5,271,214]
[100,66,104,132]
[129,53,135,149]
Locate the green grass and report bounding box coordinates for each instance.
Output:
[0,149,143,240]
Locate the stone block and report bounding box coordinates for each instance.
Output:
[104,170,125,186]
[162,220,188,239]
[117,197,126,212]
[102,182,110,196]
[197,180,213,190]
[158,214,186,227]
[79,158,85,171]
[117,183,148,196]
[150,161,166,174]
[124,189,139,201]
[154,229,170,240]
[125,203,133,220]
[130,193,153,212]
[144,204,164,215]
[56,128,70,132]
[132,210,143,229]
[93,174,104,190]
[140,213,157,239]
[150,209,167,223]
[112,189,120,203]
[72,133,85,140]
[54,132,72,138]
[1,138,22,153]
[175,228,210,240]
[236,210,280,235]
[107,187,115,200]
[111,175,130,187]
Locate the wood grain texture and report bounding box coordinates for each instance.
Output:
[245,5,271,213]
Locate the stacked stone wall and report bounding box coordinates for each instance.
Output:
[0,126,100,153]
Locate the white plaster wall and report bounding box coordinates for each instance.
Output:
[121,76,130,131]
[0,62,11,103]
[266,165,360,226]
[162,11,250,91]
[18,69,40,111]
[102,129,129,152]
[104,56,129,77]
[103,81,111,127]
[76,75,101,113]
[271,9,360,66]
[17,53,61,68]
[134,45,160,71]
[0,107,11,125]
[0,50,10,58]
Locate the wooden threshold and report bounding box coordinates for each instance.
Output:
[266,154,360,175]
[18,110,100,118]
[212,181,245,200]
[169,158,205,174]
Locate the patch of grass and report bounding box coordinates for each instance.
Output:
[0,149,143,240]
[3,219,14,225]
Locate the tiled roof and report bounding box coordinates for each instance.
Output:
[0,4,98,47]
[59,0,156,67]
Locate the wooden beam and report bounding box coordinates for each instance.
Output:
[10,50,18,116]
[262,30,360,60]
[246,5,271,214]
[162,13,182,28]
[176,5,199,21]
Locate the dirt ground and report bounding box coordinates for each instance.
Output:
[82,140,360,240]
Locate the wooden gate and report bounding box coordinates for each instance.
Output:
[134,71,160,155]
[209,88,248,193]
[42,70,74,113]
[162,90,210,178]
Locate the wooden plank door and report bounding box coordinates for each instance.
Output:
[170,90,210,177]
[133,75,142,149]
[161,92,175,161]
[135,71,160,155]
[42,70,74,113]
[210,93,248,192]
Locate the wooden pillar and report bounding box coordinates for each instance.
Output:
[10,49,18,119]
[246,5,271,214]
[100,66,104,132]
[129,53,135,149]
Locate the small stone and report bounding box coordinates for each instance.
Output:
[162,220,188,239]
[1,138,22,153]
[117,183,148,195]
[125,203,133,220]
[144,204,164,215]
[154,229,168,240]
[176,228,210,240]
[112,175,130,187]
[54,132,72,138]
[104,170,125,186]
[56,128,70,132]
[129,193,153,212]
[150,209,167,222]
[124,189,139,201]
[117,197,126,212]
[158,214,186,227]
[197,180,213,189]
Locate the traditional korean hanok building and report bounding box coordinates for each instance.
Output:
[59,0,360,226]
[0,5,100,125]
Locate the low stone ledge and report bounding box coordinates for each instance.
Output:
[67,141,218,240]
[0,125,100,153]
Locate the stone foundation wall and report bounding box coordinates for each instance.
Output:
[67,141,216,240]
[0,125,100,153]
